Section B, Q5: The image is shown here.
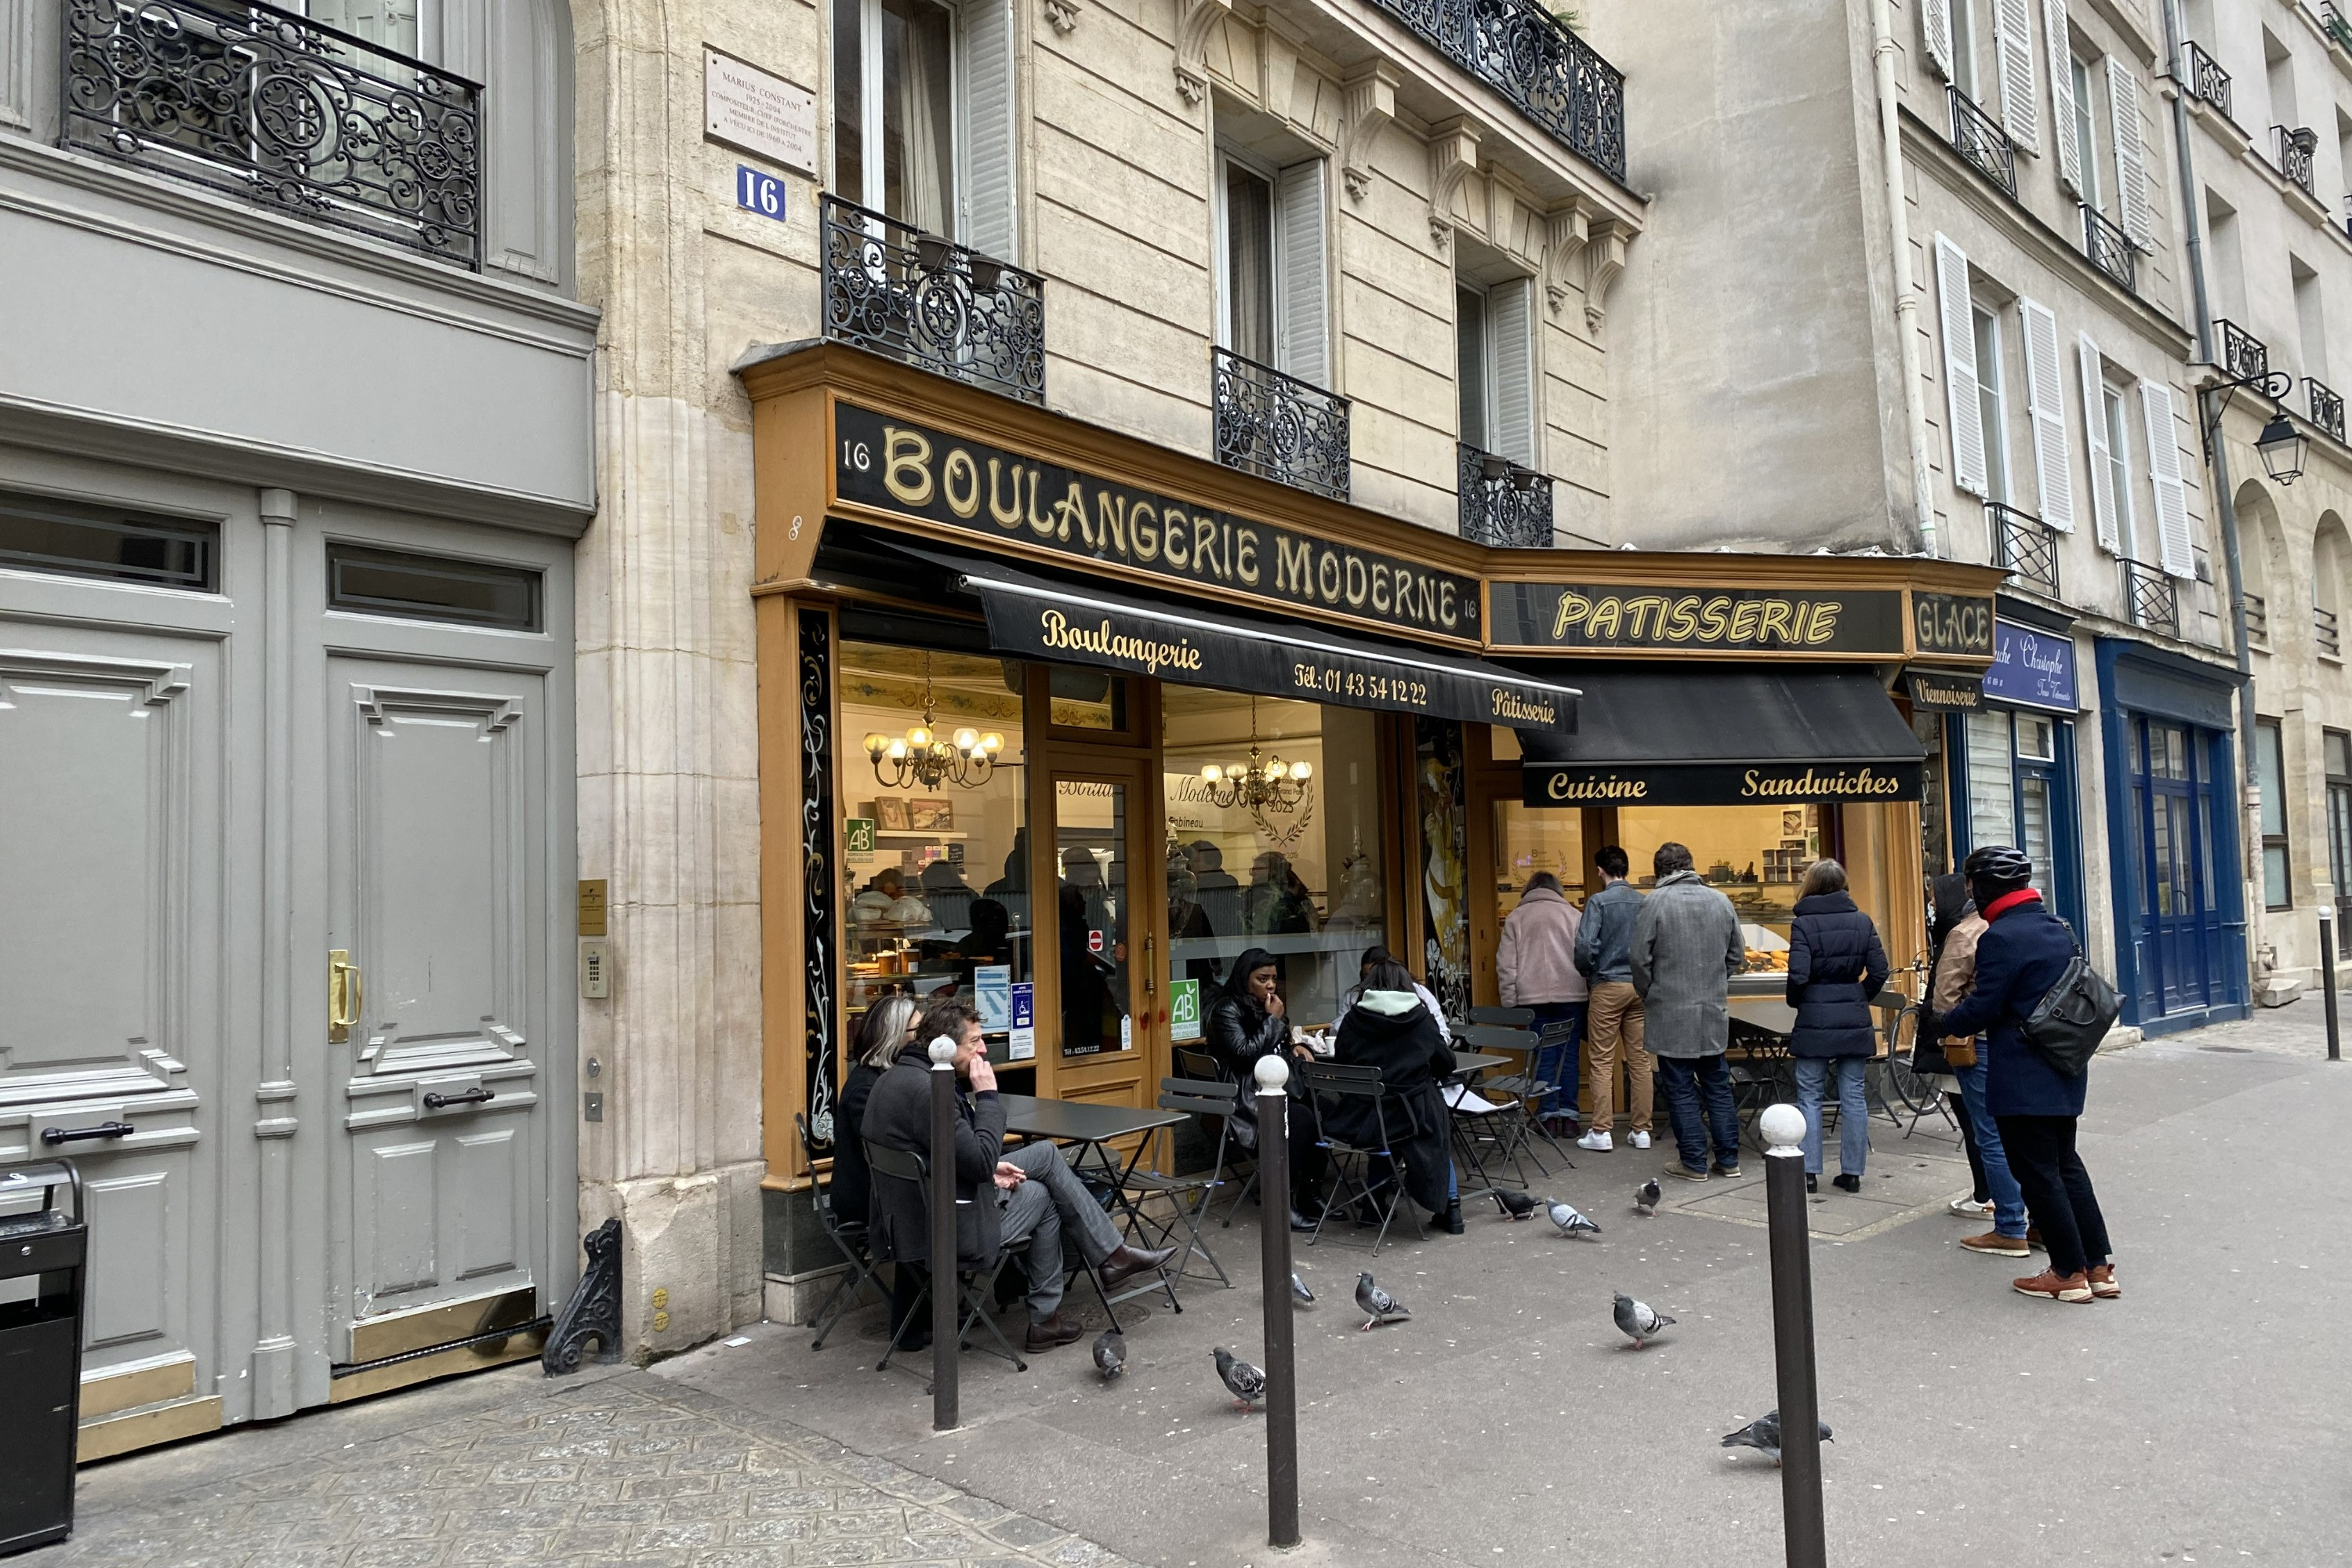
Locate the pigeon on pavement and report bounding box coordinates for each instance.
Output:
[1720,1410,1834,1465]
[1494,1189,1537,1220]
[1634,1179,1661,1217]
[1092,1328,1126,1379]
[1613,1292,1675,1348]
[1544,1199,1602,1238]
[1356,1272,1410,1331]
[1214,1346,1266,1410]
[1290,1271,1315,1305]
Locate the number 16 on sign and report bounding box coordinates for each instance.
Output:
[735,165,786,221]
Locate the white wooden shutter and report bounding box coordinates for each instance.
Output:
[2107,56,2151,249]
[2079,332,2120,553]
[2018,299,2075,530]
[1995,0,2040,153]
[1275,160,1329,388]
[2140,379,2194,577]
[1935,234,1990,499]
[310,0,421,54]
[960,0,1018,261]
[1489,277,1537,466]
[1922,0,1955,81]
[2045,0,2082,194]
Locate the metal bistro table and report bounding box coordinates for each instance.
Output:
[1440,1051,1519,1207]
[997,1094,1189,1311]
[1726,991,1913,1151]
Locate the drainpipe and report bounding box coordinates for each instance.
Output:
[1869,0,1938,557]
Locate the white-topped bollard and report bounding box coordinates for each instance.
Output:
[1253,1051,1299,1548]
[1759,1102,1807,1154]
[927,1034,960,1431]
[1762,1102,1825,1568]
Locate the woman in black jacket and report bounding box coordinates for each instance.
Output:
[1330,960,1462,1234]
[1206,948,1323,1230]
[1785,860,1889,1194]
[830,995,919,1226]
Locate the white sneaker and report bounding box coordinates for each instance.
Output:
[1577,1130,1613,1152]
[1628,1131,1652,1150]
[1948,1196,1993,1218]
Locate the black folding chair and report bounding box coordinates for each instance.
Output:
[797,1113,884,1351]
[1112,1079,1239,1289]
[1169,1045,1269,1226]
[1300,1060,1409,1256]
[1454,1022,1556,1181]
[864,1141,1030,1374]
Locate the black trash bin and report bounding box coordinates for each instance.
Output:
[0,1161,85,1556]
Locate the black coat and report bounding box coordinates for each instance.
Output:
[859,1043,1007,1270]
[1784,892,1890,1059]
[1937,896,2085,1117]
[1326,997,1457,1215]
[1207,993,1291,1149]
[828,1062,885,1226]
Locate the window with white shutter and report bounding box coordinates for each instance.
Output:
[1936,234,1990,499]
[1923,0,1956,81]
[2019,299,2075,529]
[2078,332,2120,553]
[1276,161,1329,389]
[2045,0,2082,194]
[2107,57,2151,249]
[1995,0,2040,153]
[1488,277,1537,466]
[960,0,1018,260]
[2140,379,2194,577]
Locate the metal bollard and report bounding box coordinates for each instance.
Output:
[1254,1054,1301,1549]
[928,1036,960,1432]
[2322,908,2342,1064]
[1759,1103,1827,1568]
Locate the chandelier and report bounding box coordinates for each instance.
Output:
[1198,698,1310,811]
[863,654,1003,790]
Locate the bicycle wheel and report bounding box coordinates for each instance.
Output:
[1877,1005,1938,1116]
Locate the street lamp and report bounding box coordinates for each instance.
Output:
[2256,410,2306,486]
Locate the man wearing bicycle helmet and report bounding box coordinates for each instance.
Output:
[1927,884,2031,1258]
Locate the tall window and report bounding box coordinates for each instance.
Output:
[1223,160,1277,368]
[2258,717,2291,909]
[1456,274,1537,463]
[1965,709,2017,848]
[2327,731,2352,930]
[1457,285,1490,451]
[1951,0,1981,99]
[2071,54,2103,210]
[307,0,423,56]
[2103,379,2138,556]
[2295,260,2328,383]
[1973,303,2011,504]
[1215,151,1330,387]
[833,0,957,231]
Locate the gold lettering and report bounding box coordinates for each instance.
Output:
[1806,600,1842,644]
[1096,492,1127,556]
[1193,516,1219,578]
[1586,597,1623,640]
[1551,591,1594,641]
[1622,595,1668,639]
[1371,563,1392,614]
[1276,536,1314,596]
[1439,579,1458,630]
[1131,503,1160,561]
[1345,556,1369,608]
[1164,510,1189,568]
[1236,528,1260,586]
[1697,596,1731,641]
[1728,601,1765,641]
[1317,550,1341,603]
[1050,481,1087,544]
[1663,595,1700,641]
[986,459,1022,529]
[881,427,935,506]
[1756,600,1795,644]
[942,448,981,519]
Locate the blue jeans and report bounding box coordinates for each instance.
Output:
[1792,1057,1869,1177]
[1953,1058,2028,1237]
[1657,1053,1740,1172]
[1527,1002,1585,1123]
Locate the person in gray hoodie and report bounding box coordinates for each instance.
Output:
[1573,845,1654,1151]
[1628,841,1745,1180]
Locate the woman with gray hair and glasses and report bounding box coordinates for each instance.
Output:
[830,995,920,1227]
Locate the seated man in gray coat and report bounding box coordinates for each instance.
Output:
[862,998,1173,1352]
[1629,841,1747,1181]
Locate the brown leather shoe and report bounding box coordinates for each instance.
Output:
[1959,1230,2029,1256]
[1024,1309,1085,1350]
[1098,1243,1176,1292]
[2086,1263,2120,1300]
[2012,1269,2093,1304]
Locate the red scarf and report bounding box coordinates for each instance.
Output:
[1984,887,2043,922]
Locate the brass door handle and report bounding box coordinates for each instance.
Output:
[1143,934,1156,998]
[329,949,364,1044]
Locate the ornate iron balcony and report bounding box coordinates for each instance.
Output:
[1457,442,1552,547]
[2245,592,2269,645]
[2327,3,2352,56]
[2082,204,2135,292]
[2183,41,2232,120]
[1363,0,1624,180]
[2216,318,2270,384]
[1989,503,2060,597]
[2320,604,2344,659]
[1211,348,1350,503]
[1948,87,2016,197]
[820,195,1044,405]
[2310,378,2347,445]
[2274,125,2318,194]
[61,0,481,267]
[2123,561,2177,637]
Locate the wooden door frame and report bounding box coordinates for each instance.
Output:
[1034,728,1167,1110]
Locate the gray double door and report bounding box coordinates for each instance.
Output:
[0,489,574,1444]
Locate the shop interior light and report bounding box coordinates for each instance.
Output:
[866,653,1002,790]
[1198,697,1311,812]
[2256,412,2306,486]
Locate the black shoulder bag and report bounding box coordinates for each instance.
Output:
[2020,920,2120,1077]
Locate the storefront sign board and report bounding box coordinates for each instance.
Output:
[1486,582,1909,655]
[1523,760,1924,807]
[1903,669,1984,711]
[833,404,1484,647]
[1911,591,1997,659]
[1980,620,2078,712]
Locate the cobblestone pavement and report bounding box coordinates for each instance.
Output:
[44,1365,1138,1568]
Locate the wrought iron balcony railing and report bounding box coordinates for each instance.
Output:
[2320,604,2344,658]
[2082,204,2136,292]
[820,195,1044,405]
[2123,561,2178,636]
[2327,2,2352,56]
[61,0,481,267]
[1457,442,1553,547]
[2274,125,2318,194]
[2245,592,2269,646]
[1211,348,1351,502]
[1364,0,1625,180]
[1949,86,2016,197]
[2309,377,2347,445]
[2183,40,2232,120]
[2216,318,2270,383]
[1990,503,2060,597]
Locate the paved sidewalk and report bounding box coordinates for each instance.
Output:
[45,1363,1137,1568]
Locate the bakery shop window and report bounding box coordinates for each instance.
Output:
[1616,804,1827,966]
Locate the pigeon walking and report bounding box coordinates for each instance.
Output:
[1355,1272,1409,1331]
[1634,1179,1661,1217]
[1091,1328,1126,1380]
[1214,1346,1266,1411]
[1720,1410,1834,1466]
[1290,1271,1315,1305]
[1612,1292,1674,1348]
[1494,1189,1537,1221]
[1544,1199,1602,1239]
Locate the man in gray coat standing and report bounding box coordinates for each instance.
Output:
[1630,842,1746,1180]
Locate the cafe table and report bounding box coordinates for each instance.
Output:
[997,1094,1190,1311]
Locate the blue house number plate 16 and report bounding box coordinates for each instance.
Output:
[735,166,786,221]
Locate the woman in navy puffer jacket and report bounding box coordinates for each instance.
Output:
[1785,859,1889,1193]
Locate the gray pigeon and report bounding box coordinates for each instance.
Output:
[1612,1292,1674,1348]
[1214,1346,1265,1410]
[1544,1199,1602,1239]
[1355,1272,1409,1331]
[1634,1179,1661,1217]
[1290,1271,1315,1305]
[1091,1328,1126,1379]
[1494,1189,1537,1220]
[1720,1410,1834,1465]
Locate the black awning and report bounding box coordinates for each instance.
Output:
[888,540,1577,731]
[1518,666,1923,807]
